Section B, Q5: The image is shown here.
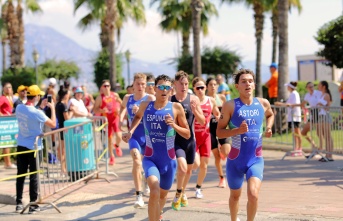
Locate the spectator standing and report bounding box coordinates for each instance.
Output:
[13,85,27,113]
[265,63,278,104]
[68,87,91,118]
[15,85,56,214]
[81,85,95,113]
[317,81,334,162]
[216,74,231,101]
[275,82,302,155]
[0,82,16,169]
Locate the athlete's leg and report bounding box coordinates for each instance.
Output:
[192,152,200,170]
[175,149,187,191]
[130,148,143,193]
[229,188,242,221]
[212,148,223,178]
[246,177,262,221]
[147,175,160,221]
[196,136,211,187]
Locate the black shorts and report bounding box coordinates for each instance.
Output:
[288,122,300,129]
[210,133,231,150]
[175,139,196,165]
[341,99,343,106]
[269,97,278,105]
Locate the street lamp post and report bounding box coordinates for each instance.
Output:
[125,49,131,87]
[32,49,39,85]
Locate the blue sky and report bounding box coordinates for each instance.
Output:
[24,0,343,68]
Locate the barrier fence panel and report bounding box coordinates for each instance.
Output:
[0,115,113,214]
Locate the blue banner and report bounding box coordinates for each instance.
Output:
[0,116,18,148]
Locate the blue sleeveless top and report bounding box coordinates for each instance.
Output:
[228,98,264,162]
[127,94,148,139]
[143,101,176,169]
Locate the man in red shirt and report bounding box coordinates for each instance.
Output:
[0,82,17,169]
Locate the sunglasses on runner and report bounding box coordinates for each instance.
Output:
[103,84,110,88]
[147,82,155,86]
[195,86,205,90]
[156,85,172,91]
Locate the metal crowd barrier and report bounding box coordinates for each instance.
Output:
[265,105,343,162]
[0,115,117,214]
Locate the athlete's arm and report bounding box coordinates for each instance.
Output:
[219,94,226,103]
[167,103,190,139]
[122,101,149,143]
[190,95,206,125]
[259,98,274,138]
[93,95,106,114]
[114,92,123,105]
[210,97,220,120]
[119,94,129,122]
[216,100,248,138]
[147,94,156,101]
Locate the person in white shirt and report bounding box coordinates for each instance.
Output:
[68,87,91,118]
[275,82,302,155]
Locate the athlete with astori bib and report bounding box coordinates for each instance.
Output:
[217,69,274,221]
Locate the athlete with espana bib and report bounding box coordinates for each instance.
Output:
[122,74,190,221]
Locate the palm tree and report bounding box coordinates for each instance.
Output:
[192,0,203,77]
[277,0,289,101]
[74,0,146,49]
[1,1,8,73]
[152,0,218,58]
[74,0,145,88]
[222,0,272,97]
[269,0,301,63]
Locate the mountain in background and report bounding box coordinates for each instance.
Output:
[0,24,297,92]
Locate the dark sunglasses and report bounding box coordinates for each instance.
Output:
[196,86,205,90]
[156,85,172,91]
[103,84,110,88]
[147,82,155,86]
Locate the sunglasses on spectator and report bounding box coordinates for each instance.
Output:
[147,82,155,86]
[195,86,205,90]
[103,84,110,88]
[156,85,172,91]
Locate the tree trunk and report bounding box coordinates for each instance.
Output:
[105,0,117,90]
[2,39,6,73]
[6,0,20,69]
[253,1,264,97]
[191,0,202,77]
[278,0,289,101]
[271,8,278,63]
[17,0,24,67]
[181,31,190,57]
[1,4,8,73]
[100,18,109,49]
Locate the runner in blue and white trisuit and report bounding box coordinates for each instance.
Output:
[217,69,274,221]
[122,75,190,221]
[120,73,155,208]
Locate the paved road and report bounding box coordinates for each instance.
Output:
[1,143,343,221]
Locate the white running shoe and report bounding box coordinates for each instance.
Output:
[134,194,144,208]
[144,183,150,196]
[195,188,203,199]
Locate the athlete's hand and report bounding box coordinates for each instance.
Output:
[265,127,272,138]
[122,132,132,143]
[102,107,109,113]
[165,113,175,128]
[190,99,197,111]
[132,104,139,115]
[238,120,248,134]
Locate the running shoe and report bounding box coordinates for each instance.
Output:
[218,177,226,188]
[28,205,40,214]
[195,188,203,199]
[109,156,115,165]
[171,193,182,211]
[181,193,188,207]
[15,204,23,213]
[144,183,150,196]
[134,194,144,208]
[115,146,123,157]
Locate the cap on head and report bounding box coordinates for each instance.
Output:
[270,63,278,69]
[17,85,27,93]
[27,85,45,96]
[74,86,83,94]
[49,78,57,86]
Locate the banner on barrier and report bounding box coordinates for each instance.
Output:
[0,116,18,148]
